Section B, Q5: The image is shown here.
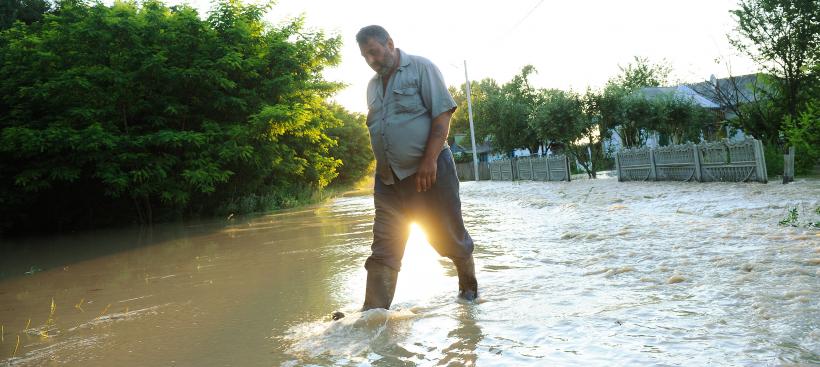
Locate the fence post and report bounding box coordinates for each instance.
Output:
[648,149,657,181]
[546,157,552,181]
[783,146,795,184]
[565,155,571,182]
[615,153,622,182]
[529,157,534,181]
[759,140,768,183]
[692,143,703,182]
[752,139,767,183]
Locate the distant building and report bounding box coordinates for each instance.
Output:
[604,73,767,153]
[450,134,496,162]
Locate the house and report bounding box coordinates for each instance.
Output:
[450,134,496,162]
[605,73,765,152]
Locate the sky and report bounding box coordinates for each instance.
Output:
[166,0,759,113]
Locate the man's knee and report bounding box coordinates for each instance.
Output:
[365,255,401,272]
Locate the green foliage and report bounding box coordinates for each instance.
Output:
[778,206,820,228]
[598,89,714,149]
[598,56,708,149]
[782,99,820,174]
[458,59,712,178]
[0,0,50,30]
[0,0,343,233]
[728,74,786,144]
[647,94,715,144]
[763,142,785,175]
[729,0,820,118]
[472,66,542,155]
[779,207,799,226]
[325,103,373,185]
[609,56,671,91]
[726,0,820,175]
[530,88,599,177]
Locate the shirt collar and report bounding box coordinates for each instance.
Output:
[397,48,410,71]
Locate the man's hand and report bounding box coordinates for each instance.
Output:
[416,158,437,192]
[417,108,453,192]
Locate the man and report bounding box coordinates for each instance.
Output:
[356,25,478,311]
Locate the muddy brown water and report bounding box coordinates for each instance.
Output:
[1,177,818,366]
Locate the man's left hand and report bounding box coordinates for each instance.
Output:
[416,158,437,192]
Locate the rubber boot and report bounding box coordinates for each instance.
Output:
[453,256,478,301]
[361,262,399,311]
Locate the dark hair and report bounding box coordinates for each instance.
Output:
[356,25,390,45]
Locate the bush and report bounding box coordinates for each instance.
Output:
[763,142,786,178]
[326,104,374,186]
[782,100,820,175]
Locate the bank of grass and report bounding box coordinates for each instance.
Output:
[217,166,375,218]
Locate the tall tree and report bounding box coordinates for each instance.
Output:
[474,66,542,155]
[610,56,672,91]
[530,89,599,178]
[729,0,820,118]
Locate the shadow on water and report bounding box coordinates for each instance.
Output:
[0,202,345,281]
[0,216,239,281]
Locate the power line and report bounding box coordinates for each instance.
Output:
[497,0,545,42]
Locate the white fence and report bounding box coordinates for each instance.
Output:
[615,139,768,183]
[455,162,491,181]
[488,155,571,182]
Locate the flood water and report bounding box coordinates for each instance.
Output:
[1,176,818,366]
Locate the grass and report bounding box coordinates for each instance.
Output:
[779,208,800,227]
[778,205,820,228]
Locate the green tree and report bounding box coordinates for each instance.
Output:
[449,80,485,136]
[610,56,672,91]
[599,57,675,148]
[729,0,820,119]
[474,66,541,155]
[326,104,373,185]
[647,95,715,145]
[0,0,342,233]
[530,88,599,178]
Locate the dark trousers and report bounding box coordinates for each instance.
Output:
[366,148,474,272]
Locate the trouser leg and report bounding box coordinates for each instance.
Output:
[405,148,478,299]
[362,176,409,310]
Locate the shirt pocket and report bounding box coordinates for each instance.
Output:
[392,87,422,113]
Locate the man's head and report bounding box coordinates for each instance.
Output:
[356,25,397,76]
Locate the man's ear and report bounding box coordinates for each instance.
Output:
[386,37,395,51]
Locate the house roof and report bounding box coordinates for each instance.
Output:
[452,141,493,154]
[452,133,494,154]
[687,73,767,107]
[638,85,720,109]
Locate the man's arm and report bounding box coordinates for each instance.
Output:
[416,108,454,192]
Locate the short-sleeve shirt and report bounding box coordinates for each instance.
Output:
[366,49,457,185]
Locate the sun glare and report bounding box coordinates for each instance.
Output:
[393,223,450,303]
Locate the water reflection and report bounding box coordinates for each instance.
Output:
[439,305,483,366]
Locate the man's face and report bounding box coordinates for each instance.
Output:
[359,37,395,76]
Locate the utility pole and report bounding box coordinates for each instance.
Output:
[464,60,479,182]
